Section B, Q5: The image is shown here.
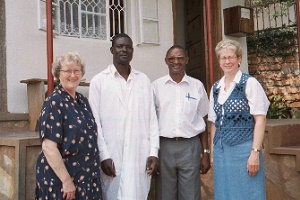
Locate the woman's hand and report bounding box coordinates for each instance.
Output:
[61,178,76,200]
[247,151,260,176]
[42,139,76,199]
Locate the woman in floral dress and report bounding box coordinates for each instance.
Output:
[35,52,102,200]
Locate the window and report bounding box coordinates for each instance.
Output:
[38,0,126,40]
[38,0,159,44]
[139,0,159,44]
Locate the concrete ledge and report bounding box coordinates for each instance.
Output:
[266,119,300,172]
[20,78,90,87]
[20,78,89,131]
[0,113,28,122]
[272,146,300,171]
[264,120,300,199]
[0,113,29,134]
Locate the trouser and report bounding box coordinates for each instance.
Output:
[155,135,202,200]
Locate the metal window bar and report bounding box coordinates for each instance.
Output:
[109,0,126,39]
[54,0,107,39]
[81,0,107,39]
[59,0,79,37]
[40,0,123,40]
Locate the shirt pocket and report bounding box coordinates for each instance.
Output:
[183,97,199,117]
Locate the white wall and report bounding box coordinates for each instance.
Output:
[222,0,249,74]
[6,0,172,113]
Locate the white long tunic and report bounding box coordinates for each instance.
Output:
[89,65,159,200]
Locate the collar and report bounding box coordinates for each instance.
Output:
[55,84,82,103]
[164,74,189,84]
[105,64,139,78]
[217,70,242,88]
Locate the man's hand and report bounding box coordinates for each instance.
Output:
[200,153,210,174]
[101,158,116,177]
[146,156,159,176]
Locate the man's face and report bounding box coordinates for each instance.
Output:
[165,48,189,75]
[110,37,134,65]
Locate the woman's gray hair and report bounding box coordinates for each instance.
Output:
[52,52,85,80]
[215,39,243,59]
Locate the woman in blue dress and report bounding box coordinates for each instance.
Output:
[35,52,102,200]
[208,39,270,200]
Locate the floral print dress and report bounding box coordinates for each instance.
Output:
[35,84,102,200]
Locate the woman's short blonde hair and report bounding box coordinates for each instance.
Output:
[215,39,243,59]
[52,52,85,80]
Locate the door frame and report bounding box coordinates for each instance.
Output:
[171,0,223,90]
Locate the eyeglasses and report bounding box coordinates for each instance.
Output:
[60,69,82,76]
[219,56,237,62]
[167,57,186,63]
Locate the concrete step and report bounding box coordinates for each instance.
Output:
[272,146,300,171]
[0,113,30,134]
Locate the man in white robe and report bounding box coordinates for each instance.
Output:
[89,33,159,200]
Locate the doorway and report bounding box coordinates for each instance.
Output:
[172,0,222,90]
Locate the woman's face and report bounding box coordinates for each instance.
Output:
[59,61,82,97]
[218,49,242,75]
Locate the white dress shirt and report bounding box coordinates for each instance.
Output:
[208,70,270,123]
[152,74,209,138]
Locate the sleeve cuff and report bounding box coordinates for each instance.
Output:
[149,147,159,157]
[99,150,111,162]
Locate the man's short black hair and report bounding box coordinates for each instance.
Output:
[111,33,132,47]
[166,45,188,57]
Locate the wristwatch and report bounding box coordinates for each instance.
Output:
[203,149,210,154]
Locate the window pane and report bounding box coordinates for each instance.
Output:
[109,0,125,38]
[142,0,157,19]
[81,0,106,14]
[139,0,159,44]
[39,0,47,29]
[143,20,159,43]
[38,0,59,33]
[81,13,106,39]
[52,1,60,32]
[81,0,106,39]
[59,0,80,37]
[39,0,121,40]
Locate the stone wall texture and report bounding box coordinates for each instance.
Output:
[0,133,40,200]
[248,51,300,109]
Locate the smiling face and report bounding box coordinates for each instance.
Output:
[165,47,189,76]
[218,49,242,76]
[59,61,82,97]
[110,37,134,66]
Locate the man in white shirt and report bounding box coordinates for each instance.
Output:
[89,33,159,200]
[152,45,210,200]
